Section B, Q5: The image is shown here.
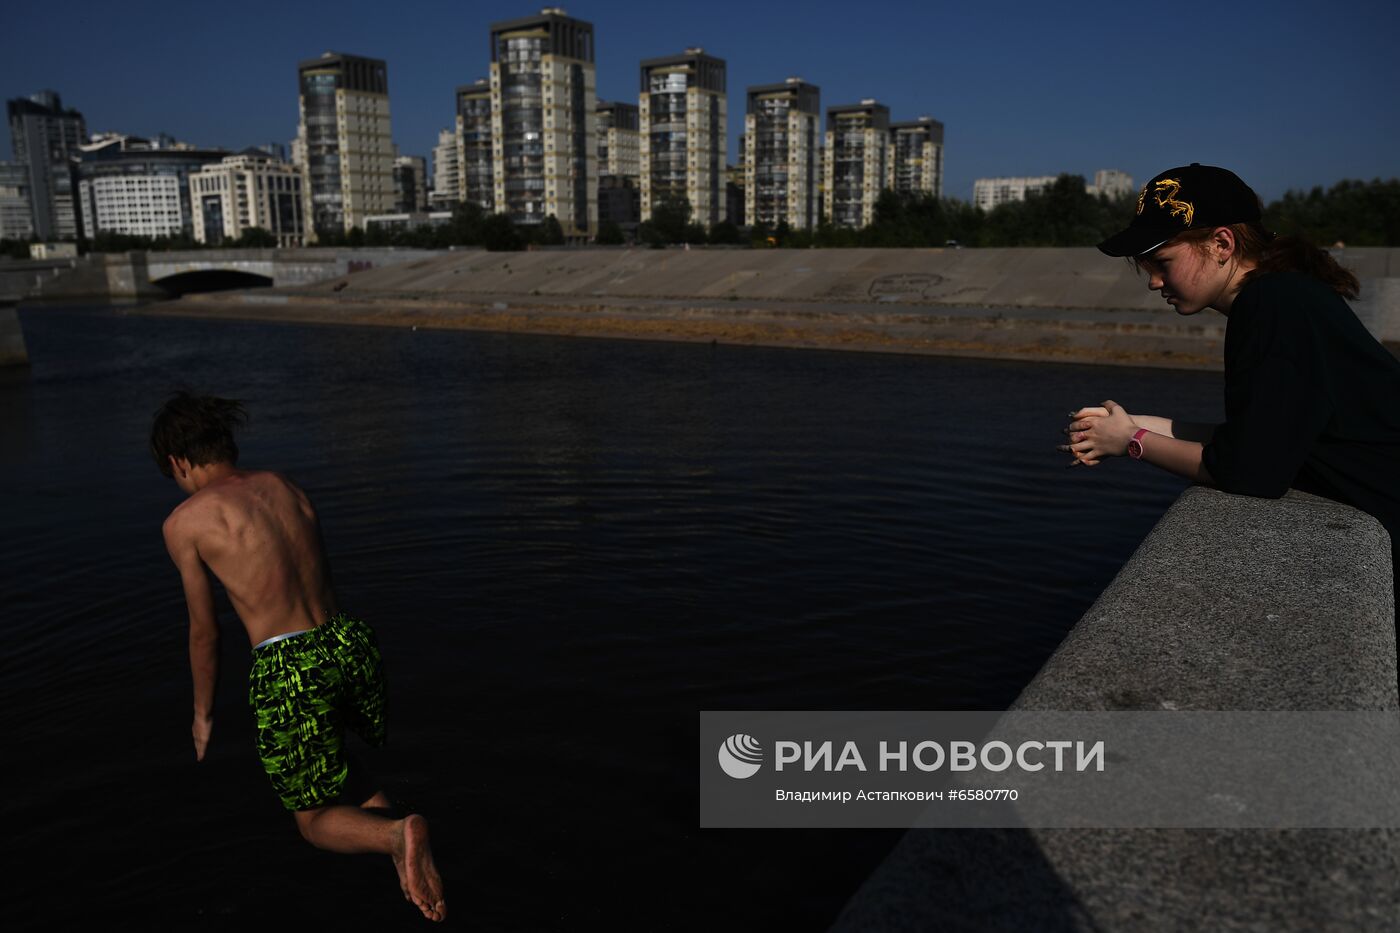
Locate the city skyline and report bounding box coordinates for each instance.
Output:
[3,0,1398,204]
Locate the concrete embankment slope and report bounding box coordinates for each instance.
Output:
[835,486,1399,931]
[152,247,1399,369]
[25,247,441,301]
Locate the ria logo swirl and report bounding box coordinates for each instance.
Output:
[718,733,763,779]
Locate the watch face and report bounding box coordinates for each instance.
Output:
[1127,439,1143,459]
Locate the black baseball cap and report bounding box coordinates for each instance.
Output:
[1097,163,1263,257]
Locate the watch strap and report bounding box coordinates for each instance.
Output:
[1128,428,1149,459]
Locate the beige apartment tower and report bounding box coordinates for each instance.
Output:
[456,79,494,211]
[823,100,890,229]
[296,52,394,239]
[639,49,726,226]
[431,128,460,208]
[744,78,820,230]
[489,9,597,237]
[888,116,944,199]
[596,101,640,179]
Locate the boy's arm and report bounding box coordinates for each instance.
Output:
[163,515,220,762]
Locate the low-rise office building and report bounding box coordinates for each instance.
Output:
[1086,169,1134,199]
[75,137,227,239]
[974,169,1134,210]
[189,152,304,246]
[973,175,1058,211]
[364,210,453,232]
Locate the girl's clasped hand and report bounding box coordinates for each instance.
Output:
[1059,403,1135,467]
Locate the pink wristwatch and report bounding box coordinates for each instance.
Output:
[1127,428,1149,460]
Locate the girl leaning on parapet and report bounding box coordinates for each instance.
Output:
[1059,163,1400,580]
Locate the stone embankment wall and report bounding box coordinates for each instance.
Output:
[148,247,1399,370]
[833,486,1399,931]
[293,246,1397,322]
[24,248,439,301]
[0,257,80,305]
[0,258,67,365]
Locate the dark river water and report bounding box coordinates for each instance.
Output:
[2,306,1223,930]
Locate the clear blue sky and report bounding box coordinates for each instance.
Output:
[4,0,1397,202]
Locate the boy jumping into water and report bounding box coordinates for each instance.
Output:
[151,391,446,922]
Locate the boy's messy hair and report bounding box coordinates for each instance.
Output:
[150,391,248,477]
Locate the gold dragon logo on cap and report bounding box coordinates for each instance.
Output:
[1152,178,1194,226]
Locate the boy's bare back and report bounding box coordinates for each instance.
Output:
[163,469,336,647]
[152,393,446,921]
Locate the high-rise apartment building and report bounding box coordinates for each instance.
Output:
[456,80,494,211]
[189,152,304,246]
[725,163,744,228]
[7,91,86,240]
[823,100,890,229]
[639,49,726,226]
[489,9,597,237]
[393,155,428,213]
[0,163,34,240]
[596,101,639,179]
[889,116,943,199]
[730,134,747,226]
[596,101,640,227]
[430,128,460,209]
[744,78,820,231]
[296,52,395,239]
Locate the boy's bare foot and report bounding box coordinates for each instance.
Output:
[392,814,447,921]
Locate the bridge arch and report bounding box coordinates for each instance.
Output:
[150,269,274,296]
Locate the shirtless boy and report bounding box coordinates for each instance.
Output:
[151,391,446,922]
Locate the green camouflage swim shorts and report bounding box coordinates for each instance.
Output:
[248,612,387,811]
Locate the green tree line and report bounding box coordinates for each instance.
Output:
[747,176,1400,250]
[3,177,1393,259]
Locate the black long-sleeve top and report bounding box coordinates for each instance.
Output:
[1201,270,1400,571]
